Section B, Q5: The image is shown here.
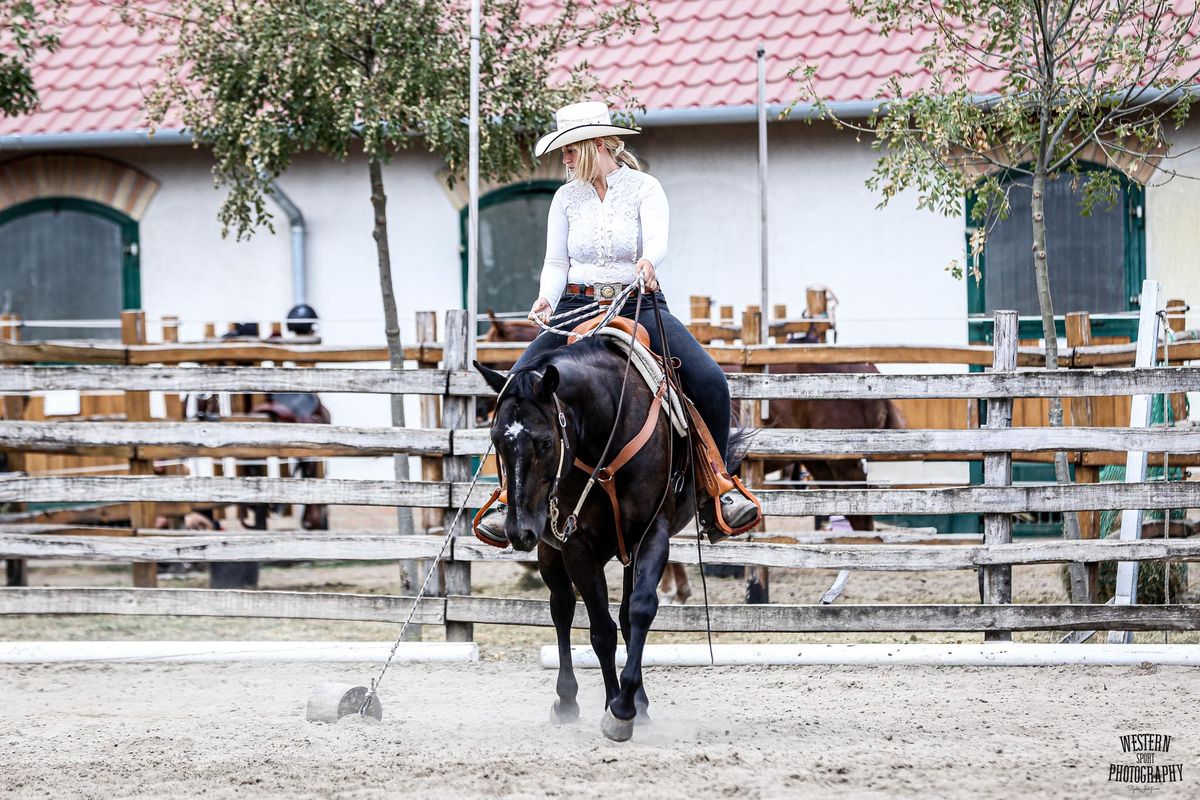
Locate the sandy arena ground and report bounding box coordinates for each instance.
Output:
[4,504,1199,797]
[2,658,1199,799]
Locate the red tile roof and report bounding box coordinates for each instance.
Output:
[1,0,1192,139]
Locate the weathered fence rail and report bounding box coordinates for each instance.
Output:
[4,419,1200,458]
[5,364,1200,398]
[2,474,1198,515]
[5,532,1199,570]
[2,587,1199,632]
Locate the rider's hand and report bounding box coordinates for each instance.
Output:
[636,259,658,293]
[528,297,552,324]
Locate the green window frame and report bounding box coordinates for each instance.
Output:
[459,180,561,314]
[965,163,1145,345]
[0,196,142,311]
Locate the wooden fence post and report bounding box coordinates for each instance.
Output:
[806,288,828,342]
[120,310,157,588]
[741,306,769,604]
[982,310,1016,641]
[416,311,445,535]
[2,313,28,587]
[771,303,788,343]
[1065,311,1098,602]
[442,309,473,642]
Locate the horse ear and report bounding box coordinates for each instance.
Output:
[473,360,508,394]
[539,365,560,399]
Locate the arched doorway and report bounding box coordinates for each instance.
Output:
[460,180,560,331]
[0,198,140,340]
[0,154,158,340]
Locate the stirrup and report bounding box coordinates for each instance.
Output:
[697,478,763,544]
[472,488,509,548]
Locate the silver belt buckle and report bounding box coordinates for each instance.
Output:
[596,283,622,303]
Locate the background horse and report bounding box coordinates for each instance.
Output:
[475,336,699,742]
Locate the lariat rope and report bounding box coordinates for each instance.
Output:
[360,438,497,716]
[530,282,642,338]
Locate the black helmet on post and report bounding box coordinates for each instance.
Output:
[286,304,319,335]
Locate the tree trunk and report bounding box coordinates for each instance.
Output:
[1030,165,1088,603]
[368,155,420,560]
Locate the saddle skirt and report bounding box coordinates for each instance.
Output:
[569,316,688,437]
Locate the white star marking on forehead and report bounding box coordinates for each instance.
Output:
[504,421,526,441]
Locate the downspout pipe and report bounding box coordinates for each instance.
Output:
[267,181,307,308]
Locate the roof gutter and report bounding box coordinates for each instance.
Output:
[635,99,882,127]
[3,85,1194,146]
[0,128,193,151]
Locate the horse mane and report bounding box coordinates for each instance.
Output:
[505,337,623,400]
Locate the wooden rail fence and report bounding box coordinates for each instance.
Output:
[2,305,1199,638]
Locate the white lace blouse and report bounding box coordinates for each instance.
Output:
[537,165,669,306]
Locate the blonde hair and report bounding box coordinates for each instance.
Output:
[566,136,641,183]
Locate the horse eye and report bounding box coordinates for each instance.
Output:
[535,439,553,456]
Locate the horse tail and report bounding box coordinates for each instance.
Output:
[882,399,906,430]
[725,426,756,475]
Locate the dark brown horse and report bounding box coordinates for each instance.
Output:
[754,360,905,532]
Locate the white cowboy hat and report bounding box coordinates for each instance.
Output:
[534,101,640,158]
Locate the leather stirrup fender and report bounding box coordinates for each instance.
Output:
[680,395,763,535]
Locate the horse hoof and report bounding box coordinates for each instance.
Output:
[635,707,652,727]
[551,699,579,724]
[601,708,635,742]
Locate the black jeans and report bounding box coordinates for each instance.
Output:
[513,290,731,463]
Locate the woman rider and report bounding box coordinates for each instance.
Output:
[476,101,759,543]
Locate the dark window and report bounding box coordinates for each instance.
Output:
[981,171,1131,316]
[468,185,556,321]
[0,203,130,340]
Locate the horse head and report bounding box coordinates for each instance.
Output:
[474,359,575,552]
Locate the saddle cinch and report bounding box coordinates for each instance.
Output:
[472,316,763,548]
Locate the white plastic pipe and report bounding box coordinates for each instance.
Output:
[541,643,1200,669]
[0,641,478,664]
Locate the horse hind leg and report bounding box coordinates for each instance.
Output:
[538,542,579,724]
[657,562,692,605]
[606,514,671,742]
[622,564,653,724]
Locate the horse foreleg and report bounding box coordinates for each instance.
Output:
[605,515,670,741]
[538,542,579,723]
[565,549,620,711]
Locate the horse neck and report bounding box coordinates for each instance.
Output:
[552,350,647,466]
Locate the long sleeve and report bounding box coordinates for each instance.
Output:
[537,190,570,306]
[638,176,669,269]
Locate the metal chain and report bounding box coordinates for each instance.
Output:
[360,439,496,715]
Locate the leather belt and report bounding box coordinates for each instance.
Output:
[566,282,628,302]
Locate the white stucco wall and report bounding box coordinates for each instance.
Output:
[1147,115,1200,330]
[77,121,969,480]
[641,122,968,347]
